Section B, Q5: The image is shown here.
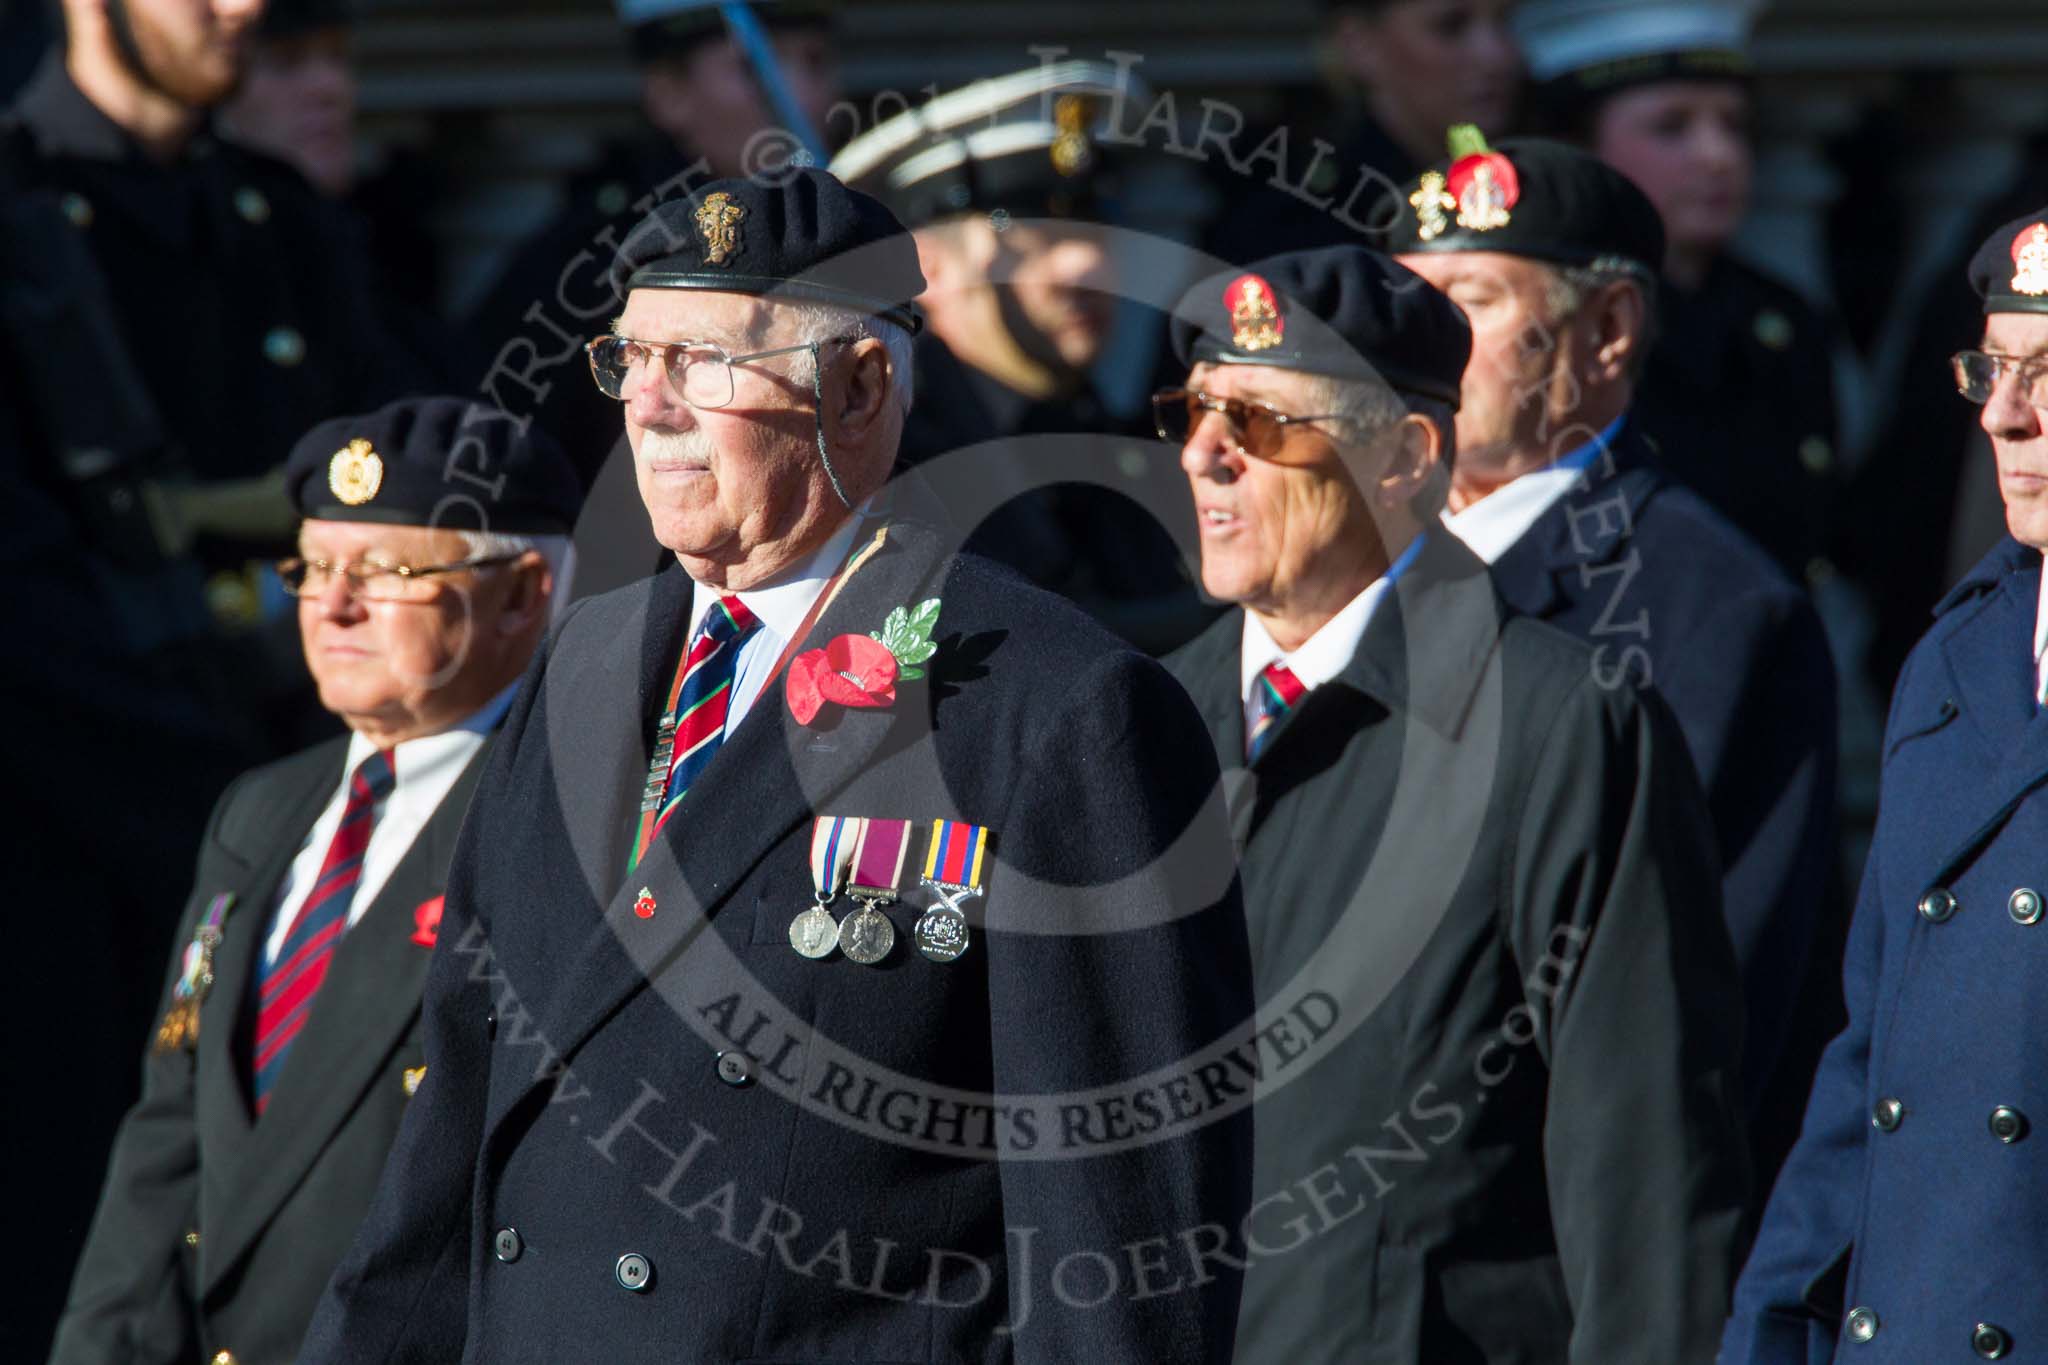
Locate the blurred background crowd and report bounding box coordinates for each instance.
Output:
[5,0,2045,1358]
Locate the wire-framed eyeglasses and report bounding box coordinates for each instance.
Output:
[1953,350,2048,410]
[586,335,846,408]
[1151,387,1351,459]
[277,553,522,602]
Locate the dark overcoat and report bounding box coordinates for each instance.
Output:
[300,517,1256,1363]
[1167,531,1749,1365]
[1726,537,2048,1364]
[49,736,488,1365]
[1488,421,1841,1164]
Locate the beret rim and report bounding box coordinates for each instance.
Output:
[1984,295,2048,316]
[1187,341,1464,407]
[621,270,924,333]
[299,503,576,534]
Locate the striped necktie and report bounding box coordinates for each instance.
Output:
[659,595,763,816]
[251,748,396,1114]
[1246,661,1307,763]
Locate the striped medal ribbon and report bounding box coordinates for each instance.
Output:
[790,815,861,959]
[838,818,912,965]
[916,820,989,963]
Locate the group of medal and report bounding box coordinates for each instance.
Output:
[789,816,989,966]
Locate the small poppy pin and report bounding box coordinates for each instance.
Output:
[633,887,657,919]
[411,895,444,948]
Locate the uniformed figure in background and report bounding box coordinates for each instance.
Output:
[834,61,1213,653]
[1725,208,2048,1365]
[1389,133,1842,1193]
[49,397,582,1365]
[2,2,421,1353]
[1206,0,1522,266]
[1517,0,1844,582]
[303,170,1254,1363]
[1160,246,1747,1362]
[465,0,839,488]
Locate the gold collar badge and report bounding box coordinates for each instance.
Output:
[696,191,747,266]
[328,438,383,506]
[2012,222,2048,297]
[1224,273,1284,352]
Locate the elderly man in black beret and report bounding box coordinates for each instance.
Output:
[49,397,582,1365]
[302,168,1254,1364]
[1386,132,1841,1195]
[1159,244,1749,1362]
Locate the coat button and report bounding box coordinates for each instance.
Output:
[493,1227,523,1262]
[1989,1106,2029,1144]
[486,1011,497,1041]
[233,186,271,224]
[1974,1322,2013,1358]
[1871,1097,1905,1132]
[614,1252,654,1291]
[211,1352,236,1365]
[60,192,94,228]
[1845,1306,1879,1342]
[262,325,305,367]
[1918,888,1958,923]
[2009,888,2042,925]
[184,1228,201,1247]
[715,1050,754,1087]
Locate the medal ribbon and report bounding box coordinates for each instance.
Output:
[627,522,893,874]
[848,818,912,898]
[921,820,989,893]
[809,815,862,902]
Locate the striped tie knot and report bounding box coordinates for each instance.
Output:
[250,747,396,1114]
[1246,662,1307,763]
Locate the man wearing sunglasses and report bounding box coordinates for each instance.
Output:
[1389,134,1841,1198]
[1161,246,1747,1362]
[51,396,581,1365]
[302,169,1253,1364]
[1725,210,2048,1364]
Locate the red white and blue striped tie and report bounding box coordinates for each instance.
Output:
[1246,662,1307,763]
[658,595,762,818]
[250,749,395,1114]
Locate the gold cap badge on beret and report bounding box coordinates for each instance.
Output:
[2013,222,2048,297]
[1410,171,1457,242]
[328,438,383,506]
[1224,273,1284,352]
[695,191,747,266]
[1444,125,1520,233]
[1050,94,1096,178]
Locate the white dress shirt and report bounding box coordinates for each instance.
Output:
[1439,416,1624,565]
[262,685,517,967]
[687,512,866,733]
[1239,534,1426,734]
[2034,552,2048,706]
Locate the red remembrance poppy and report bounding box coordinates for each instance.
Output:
[411,895,444,948]
[786,634,900,725]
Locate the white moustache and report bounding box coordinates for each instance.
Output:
[639,429,715,471]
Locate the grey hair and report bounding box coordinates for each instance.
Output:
[777,302,917,415]
[456,530,576,622]
[1304,374,1457,522]
[1542,260,1660,379]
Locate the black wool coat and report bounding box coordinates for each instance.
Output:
[50,736,489,1365]
[301,516,1256,1364]
[1167,531,1750,1365]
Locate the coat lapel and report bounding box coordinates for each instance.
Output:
[191,744,348,1285]
[1929,558,2048,875]
[495,521,950,1134]
[1488,427,1662,623]
[199,740,493,1295]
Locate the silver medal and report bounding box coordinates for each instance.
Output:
[789,904,839,959]
[838,903,895,965]
[914,905,970,962]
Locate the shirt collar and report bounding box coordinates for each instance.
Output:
[1239,533,1427,702]
[688,511,865,646]
[1439,415,1624,566]
[340,682,517,783]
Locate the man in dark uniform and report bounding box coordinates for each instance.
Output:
[302,170,1254,1363]
[1514,0,1843,582]
[1160,245,1747,1361]
[833,61,1211,653]
[1725,209,2048,1365]
[49,397,583,1365]
[2,2,419,1353]
[1391,134,1841,1194]
[464,0,838,488]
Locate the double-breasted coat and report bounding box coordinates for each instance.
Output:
[300,517,1255,1363]
[49,736,489,1365]
[1488,421,1842,1182]
[1726,536,2048,1363]
[1167,531,1750,1364]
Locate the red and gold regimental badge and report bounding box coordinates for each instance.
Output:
[1224,273,1284,352]
[1050,94,1096,178]
[2013,221,2048,297]
[1443,124,1519,234]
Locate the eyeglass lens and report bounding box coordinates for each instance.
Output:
[1151,390,1284,457]
[589,338,737,408]
[1955,351,2048,408]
